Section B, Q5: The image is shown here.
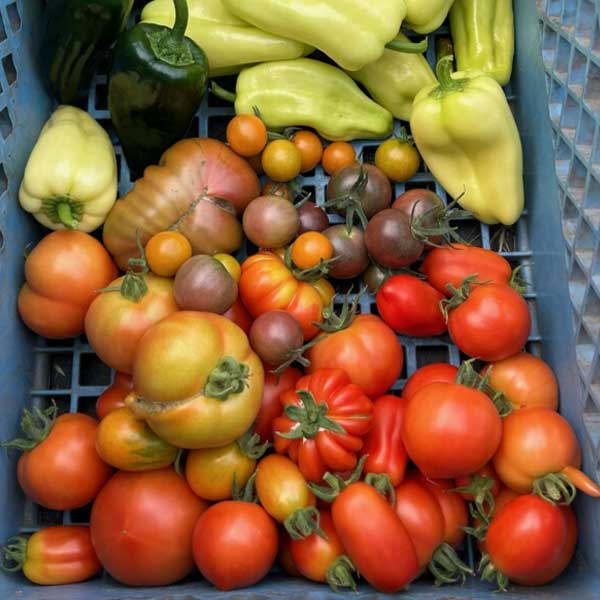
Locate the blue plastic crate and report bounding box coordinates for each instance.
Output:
[1,0,600,598]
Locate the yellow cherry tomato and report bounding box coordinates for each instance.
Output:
[262,140,302,182]
[375,137,421,182]
[214,253,242,283]
[291,232,334,269]
[145,231,192,277]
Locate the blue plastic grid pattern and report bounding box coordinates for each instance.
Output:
[2,1,600,599]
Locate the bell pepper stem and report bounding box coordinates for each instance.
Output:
[385,37,428,54]
[42,197,83,229]
[433,56,468,97]
[56,201,78,229]
[147,0,193,66]
[211,81,237,104]
[171,0,188,44]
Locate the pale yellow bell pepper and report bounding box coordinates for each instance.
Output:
[410,57,523,225]
[404,0,456,34]
[19,106,117,232]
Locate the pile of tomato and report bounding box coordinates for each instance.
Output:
[2,115,600,594]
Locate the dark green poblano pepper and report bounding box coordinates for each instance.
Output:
[109,0,209,176]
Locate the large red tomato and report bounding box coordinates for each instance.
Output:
[192,501,278,591]
[402,363,458,400]
[307,314,404,398]
[274,369,373,482]
[18,231,117,338]
[90,468,207,586]
[402,382,503,478]
[7,408,111,510]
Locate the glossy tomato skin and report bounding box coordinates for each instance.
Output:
[289,511,344,583]
[96,372,132,420]
[485,495,576,586]
[332,482,419,593]
[360,395,408,486]
[254,367,302,442]
[477,486,521,553]
[90,468,208,586]
[274,369,373,482]
[483,352,559,411]
[240,252,329,340]
[255,455,316,523]
[223,297,253,335]
[420,243,513,297]
[307,314,404,398]
[17,413,111,510]
[376,274,447,337]
[193,501,278,591]
[447,284,531,362]
[18,231,117,338]
[10,525,101,585]
[394,479,445,568]
[85,274,178,374]
[402,363,458,400]
[402,382,502,479]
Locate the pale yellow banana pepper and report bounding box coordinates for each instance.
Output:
[19,106,117,232]
[404,0,456,34]
[410,57,523,225]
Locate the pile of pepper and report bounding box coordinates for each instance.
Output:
[3,0,599,595]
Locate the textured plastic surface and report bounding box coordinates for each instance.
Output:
[1,0,600,598]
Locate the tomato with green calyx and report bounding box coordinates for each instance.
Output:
[2,405,111,510]
[291,232,334,270]
[454,463,502,524]
[375,131,420,182]
[126,312,263,449]
[274,368,373,482]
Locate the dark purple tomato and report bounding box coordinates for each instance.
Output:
[249,310,304,367]
[323,225,370,280]
[365,209,424,269]
[297,202,330,234]
[243,196,300,249]
[392,189,445,247]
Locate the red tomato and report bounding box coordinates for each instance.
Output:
[90,468,207,586]
[402,363,458,400]
[477,486,521,553]
[279,530,301,576]
[402,382,502,479]
[289,511,353,588]
[482,352,559,411]
[331,482,419,593]
[8,409,111,510]
[446,283,531,362]
[376,274,447,337]
[274,369,373,482]
[254,367,302,442]
[18,231,117,338]
[484,495,576,588]
[192,501,278,591]
[410,474,469,548]
[222,297,253,335]
[493,407,600,499]
[307,314,404,398]
[96,372,133,420]
[420,243,514,297]
[1,525,101,585]
[360,395,408,486]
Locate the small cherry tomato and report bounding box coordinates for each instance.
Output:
[214,253,241,282]
[292,130,323,173]
[96,372,133,420]
[375,137,420,182]
[145,231,193,277]
[226,114,268,157]
[262,140,302,182]
[291,232,334,269]
[262,181,293,201]
[322,142,356,175]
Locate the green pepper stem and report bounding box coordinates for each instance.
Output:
[433,56,468,98]
[211,81,236,104]
[385,37,428,54]
[172,0,188,44]
[56,202,78,229]
[42,197,83,229]
[147,0,193,66]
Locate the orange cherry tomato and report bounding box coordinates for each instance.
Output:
[291,232,334,269]
[262,140,302,182]
[96,372,133,420]
[322,142,356,175]
[292,130,323,173]
[145,231,193,277]
[214,253,242,282]
[226,114,268,157]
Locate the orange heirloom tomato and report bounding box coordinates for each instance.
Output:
[214,253,242,282]
[18,231,117,338]
[1,526,101,585]
[240,251,331,340]
[95,407,177,471]
[145,231,192,277]
[322,142,356,175]
[292,130,324,173]
[4,407,111,510]
[96,372,133,420]
[291,232,334,269]
[85,273,178,374]
[126,312,263,449]
[226,114,268,157]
